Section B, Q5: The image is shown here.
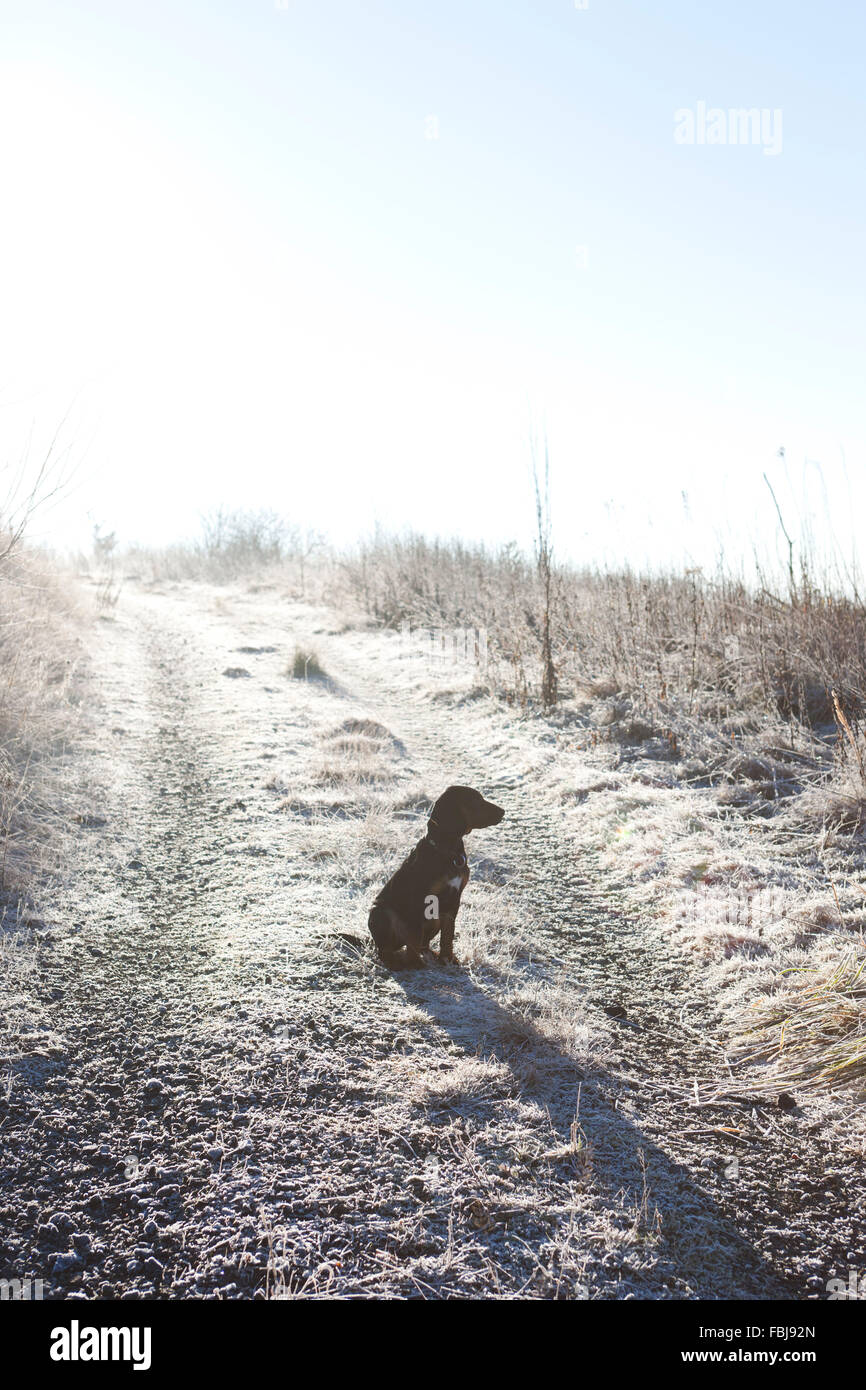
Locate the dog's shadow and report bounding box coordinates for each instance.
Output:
[386,956,792,1299]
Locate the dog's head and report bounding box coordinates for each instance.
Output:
[428,785,505,838]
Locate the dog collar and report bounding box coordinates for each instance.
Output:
[425,835,466,869]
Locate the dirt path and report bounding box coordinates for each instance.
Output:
[1,581,862,1299]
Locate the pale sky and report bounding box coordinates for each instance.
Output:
[1,1,864,574]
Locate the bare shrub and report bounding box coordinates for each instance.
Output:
[199,507,288,576]
[91,522,123,613]
[124,509,326,588]
[532,433,558,708]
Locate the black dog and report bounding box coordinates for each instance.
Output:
[368,786,504,966]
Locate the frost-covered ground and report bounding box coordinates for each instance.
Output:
[0,578,862,1299]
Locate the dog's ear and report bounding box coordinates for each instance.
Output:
[428,786,466,835]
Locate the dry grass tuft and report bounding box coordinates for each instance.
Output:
[289,646,326,681]
[414,1055,518,1111]
[731,947,866,1094]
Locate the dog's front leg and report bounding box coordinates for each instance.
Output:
[436,913,457,963]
